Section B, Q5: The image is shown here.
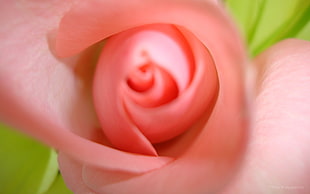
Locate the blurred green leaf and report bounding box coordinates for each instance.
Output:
[296,17,310,41]
[0,124,59,194]
[44,174,73,194]
[225,0,310,56]
[225,0,266,45]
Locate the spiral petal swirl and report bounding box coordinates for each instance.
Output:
[93,24,218,155]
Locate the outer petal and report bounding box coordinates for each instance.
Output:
[55,0,243,60]
[57,153,95,194]
[224,39,310,193]
[0,0,171,173]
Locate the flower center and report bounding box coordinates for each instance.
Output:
[92,24,218,155]
[125,61,179,108]
[127,64,154,92]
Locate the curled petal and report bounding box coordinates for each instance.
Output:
[55,0,243,60]
[123,27,218,144]
[93,24,218,155]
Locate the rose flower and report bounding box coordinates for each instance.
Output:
[0,0,310,193]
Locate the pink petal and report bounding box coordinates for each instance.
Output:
[224,39,310,193]
[0,1,172,173]
[55,0,242,59]
[58,153,95,194]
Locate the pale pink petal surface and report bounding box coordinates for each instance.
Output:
[224,39,310,193]
[0,0,172,173]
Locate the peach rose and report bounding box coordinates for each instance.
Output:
[1,0,309,193]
